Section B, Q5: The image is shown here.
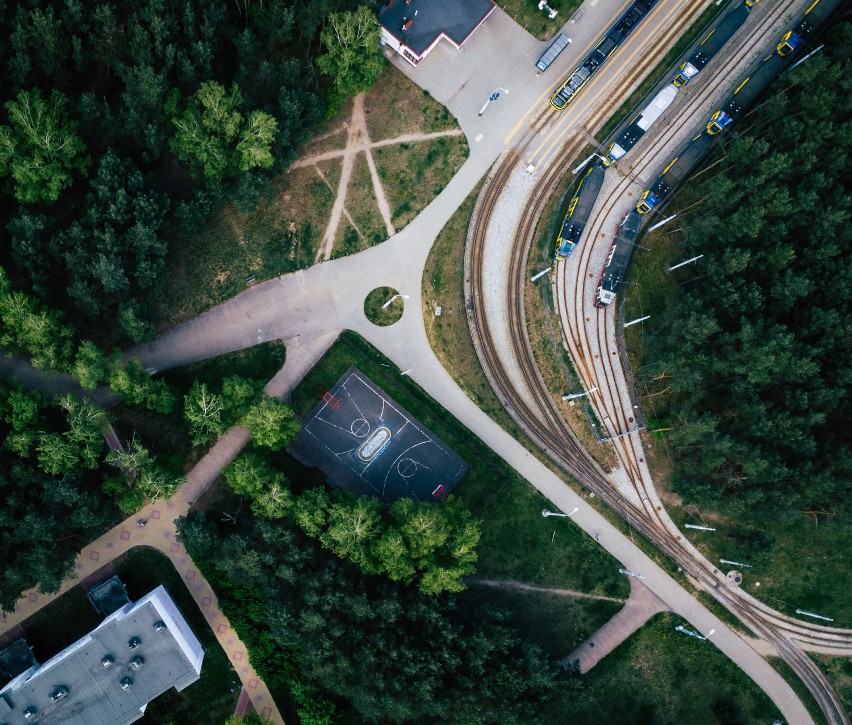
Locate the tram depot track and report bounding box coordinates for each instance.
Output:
[463,0,852,721]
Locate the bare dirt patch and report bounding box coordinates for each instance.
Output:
[364,66,457,136]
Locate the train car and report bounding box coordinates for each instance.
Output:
[594,212,643,307]
[777,0,824,55]
[706,51,782,134]
[550,0,657,111]
[672,0,755,88]
[604,84,678,165]
[554,162,606,261]
[636,132,714,214]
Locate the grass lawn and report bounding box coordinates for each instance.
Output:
[363,67,458,136]
[421,180,526,439]
[335,154,388,253]
[562,612,780,724]
[291,331,627,600]
[496,0,582,40]
[159,340,285,397]
[525,165,617,470]
[363,286,404,327]
[113,547,240,724]
[459,586,623,660]
[148,64,466,329]
[375,135,469,230]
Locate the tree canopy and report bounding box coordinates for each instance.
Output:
[0,89,87,203]
[317,6,385,101]
[178,512,576,723]
[638,32,852,517]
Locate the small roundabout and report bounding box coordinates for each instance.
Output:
[364,286,405,327]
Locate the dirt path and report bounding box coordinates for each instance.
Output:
[355,96,396,239]
[312,93,400,262]
[466,577,627,604]
[291,129,465,169]
[315,97,364,263]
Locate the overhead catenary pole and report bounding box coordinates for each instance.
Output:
[796,609,834,622]
[649,214,677,232]
[720,558,752,568]
[684,523,716,531]
[562,386,597,401]
[624,315,650,328]
[668,254,704,271]
[531,266,552,281]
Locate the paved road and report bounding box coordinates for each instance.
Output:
[563,578,669,672]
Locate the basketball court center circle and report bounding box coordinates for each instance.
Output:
[397,458,418,478]
[351,418,371,437]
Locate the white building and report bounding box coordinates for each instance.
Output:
[0,586,204,725]
[378,0,496,67]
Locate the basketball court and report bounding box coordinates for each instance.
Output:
[290,367,468,502]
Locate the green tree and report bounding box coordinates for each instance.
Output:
[72,341,113,390]
[183,381,226,445]
[316,7,385,100]
[0,458,114,612]
[36,432,80,475]
[169,81,278,182]
[57,394,105,470]
[109,359,175,414]
[0,288,75,372]
[0,89,87,203]
[242,395,300,450]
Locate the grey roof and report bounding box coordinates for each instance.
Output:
[379,0,495,56]
[0,641,37,681]
[87,576,131,618]
[0,586,203,725]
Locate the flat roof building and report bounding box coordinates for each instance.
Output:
[378,0,496,66]
[0,586,203,725]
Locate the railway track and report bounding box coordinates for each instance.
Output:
[464,0,851,722]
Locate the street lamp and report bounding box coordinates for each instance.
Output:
[478,87,509,116]
[382,293,409,309]
[675,625,714,640]
[562,387,597,401]
[542,507,578,518]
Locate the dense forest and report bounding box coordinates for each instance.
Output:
[0,0,378,343]
[641,23,852,517]
[178,511,580,724]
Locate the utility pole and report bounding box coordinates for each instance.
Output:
[542,507,578,518]
[669,255,704,271]
[675,625,714,640]
[619,567,645,579]
[562,387,597,401]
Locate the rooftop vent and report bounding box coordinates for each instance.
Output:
[101,656,114,668]
[49,687,69,702]
[153,621,166,633]
[128,637,141,649]
[120,677,133,691]
[130,656,144,670]
[403,18,414,30]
